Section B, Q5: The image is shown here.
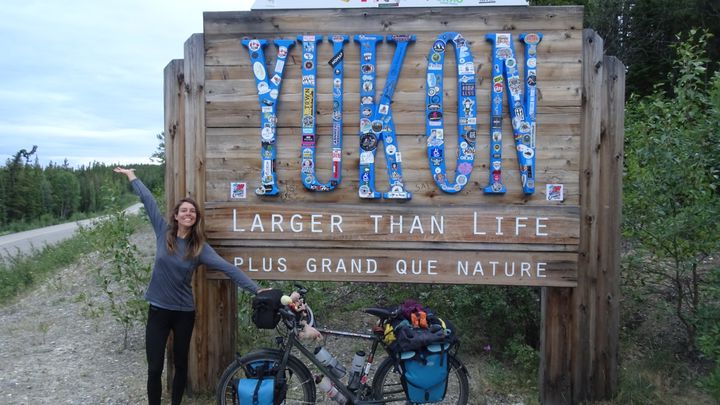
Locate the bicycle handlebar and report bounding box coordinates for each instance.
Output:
[278,306,296,322]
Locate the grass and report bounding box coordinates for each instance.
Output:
[0,212,145,306]
[0,234,92,304]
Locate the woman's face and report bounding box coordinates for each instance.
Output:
[175,202,198,230]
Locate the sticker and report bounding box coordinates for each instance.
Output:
[358,153,373,168]
[371,120,383,133]
[496,33,511,48]
[257,82,270,94]
[461,83,475,96]
[360,133,378,151]
[302,75,315,85]
[328,50,344,67]
[247,40,261,52]
[230,182,247,199]
[253,61,266,80]
[546,184,564,201]
[524,33,541,45]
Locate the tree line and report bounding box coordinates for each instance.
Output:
[0,147,164,232]
[530,0,720,97]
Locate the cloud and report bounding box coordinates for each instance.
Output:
[0,0,253,167]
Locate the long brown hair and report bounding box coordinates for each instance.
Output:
[166,198,206,259]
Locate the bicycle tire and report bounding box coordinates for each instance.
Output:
[371,352,469,404]
[304,304,315,327]
[216,349,316,405]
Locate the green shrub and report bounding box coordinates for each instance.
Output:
[0,231,93,304]
[79,210,149,349]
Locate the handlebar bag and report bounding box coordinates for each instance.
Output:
[399,343,450,404]
[251,289,284,329]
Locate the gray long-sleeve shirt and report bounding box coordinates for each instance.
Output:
[131,179,258,311]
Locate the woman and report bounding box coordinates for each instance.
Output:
[114,167,260,405]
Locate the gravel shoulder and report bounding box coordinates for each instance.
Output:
[0,230,151,405]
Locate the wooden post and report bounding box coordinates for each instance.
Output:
[163,58,186,394]
[164,59,185,215]
[573,29,604,403]
[540,287,574,404]
[183,33,208,393]
[540,29,619,404]
[181,32,238,393]
[592,55,624,398]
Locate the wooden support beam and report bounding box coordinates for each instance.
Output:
[592,55,624,398]
[183,33,238,393]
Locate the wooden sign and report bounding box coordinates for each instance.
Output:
[201,6,583,286]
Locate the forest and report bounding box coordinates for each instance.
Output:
[0,146,164,233]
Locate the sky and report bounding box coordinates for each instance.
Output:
[0,0,254,168]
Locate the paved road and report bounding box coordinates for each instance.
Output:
[0,203,143,259]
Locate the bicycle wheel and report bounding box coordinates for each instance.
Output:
[304,303,315,327]
[216,349,316,405]
[371,353,469,404]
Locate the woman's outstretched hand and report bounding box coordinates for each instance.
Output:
[114,166,137,181]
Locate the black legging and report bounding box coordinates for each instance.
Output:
[146,304,196,405]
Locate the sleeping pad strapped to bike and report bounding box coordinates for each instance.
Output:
[384,299,459,404]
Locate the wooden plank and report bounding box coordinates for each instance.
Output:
[206,279,237,387]
[204,82,582,111]
[163,60,183,214]
[201,121,582,207]
[204,59,582,82]
[572,29,604,404]
[540,287,573,404]
[205,34,583,68]
[211,246,578,287]
[593,55,624,399]
[184,34,207,394]
[203,7,585,36]
[163,59,184,393]
[204,203,580,245]
[185,34,206,204]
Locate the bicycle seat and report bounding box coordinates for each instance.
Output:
[364,307,395,320]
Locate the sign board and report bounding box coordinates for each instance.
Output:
[251,0,528,9]
[202,6,582,287]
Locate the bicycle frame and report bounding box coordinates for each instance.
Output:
[275,324,395,404]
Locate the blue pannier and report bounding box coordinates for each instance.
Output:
[399,343,449,404]
[237,377,274,405]
[237,361,276,405]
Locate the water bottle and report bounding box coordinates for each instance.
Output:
[316,375,347,404]
[347,350,366,391]
[314,346,346,379]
